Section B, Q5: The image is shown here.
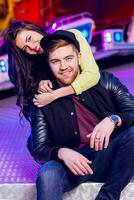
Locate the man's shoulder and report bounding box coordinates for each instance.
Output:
[100,71,114,79]
[84,71,119,93]
[99,71,116,85]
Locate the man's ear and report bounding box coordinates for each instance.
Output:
[78,52,81,65]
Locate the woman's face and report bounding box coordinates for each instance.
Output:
[15,29,44,55]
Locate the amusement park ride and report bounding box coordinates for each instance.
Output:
[0,11,134,92]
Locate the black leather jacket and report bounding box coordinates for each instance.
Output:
[28,72,134,164]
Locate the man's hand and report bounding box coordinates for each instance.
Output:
[58,148,93,176]
[33,92,56,107]
[87,117,116,151]
[38,80,53,93]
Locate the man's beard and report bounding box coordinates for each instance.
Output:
[56,70,79,86]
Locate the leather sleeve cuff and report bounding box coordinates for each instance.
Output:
[117,113,134,129]
[49,147,60,160]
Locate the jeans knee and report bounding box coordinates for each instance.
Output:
[37,160,65,186]
[124,125,134,138]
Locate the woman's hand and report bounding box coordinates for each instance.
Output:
[33,92,56,107]
[38,80,53,93]
[87,117,116,151]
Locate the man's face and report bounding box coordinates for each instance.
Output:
[48,44,80,85]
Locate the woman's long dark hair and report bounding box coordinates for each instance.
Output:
[4,21,53,121]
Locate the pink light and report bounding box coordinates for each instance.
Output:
[52,23,57,30]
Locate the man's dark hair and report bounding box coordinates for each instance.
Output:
[45,38,79,57]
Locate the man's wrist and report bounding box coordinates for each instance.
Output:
[58,148,66,160]
[108,114,122,127]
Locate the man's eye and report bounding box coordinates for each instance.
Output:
[66,57,72,61]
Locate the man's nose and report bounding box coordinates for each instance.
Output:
[60,60,68,70]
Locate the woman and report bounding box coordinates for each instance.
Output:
[4,21,100,120]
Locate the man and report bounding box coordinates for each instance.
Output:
[28,30,134,200]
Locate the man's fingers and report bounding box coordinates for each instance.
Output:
[90,134,96,148]
[76,156,93,175]
[95,138,100,151]
[90,129,105,150]
[71,168,79,176]
[98,136,105,150]
[72,164,85,176]
[74,162,87,175]
[80,160,93,175]
[104,134,110,148]
[72,159,93,175]
[86,133,91,138]
[82,156,92,164]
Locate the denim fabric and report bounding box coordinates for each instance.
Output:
[36,125,134,200]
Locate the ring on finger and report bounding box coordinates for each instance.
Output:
[95,136,100,140]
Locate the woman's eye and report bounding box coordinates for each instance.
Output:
[28,36,31,42]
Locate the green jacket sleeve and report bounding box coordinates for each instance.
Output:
[69,29,100,95]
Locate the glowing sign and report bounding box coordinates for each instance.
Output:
[48,12,95,42]
[104,32,112,43]
[114,32,123,42]
[0,60,6,72]
[72,23,92,42]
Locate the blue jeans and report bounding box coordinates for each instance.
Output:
[36,126,134,200]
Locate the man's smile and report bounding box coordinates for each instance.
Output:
[59,70,72,78]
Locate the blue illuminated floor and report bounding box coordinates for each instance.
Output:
[0,96,40,183]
